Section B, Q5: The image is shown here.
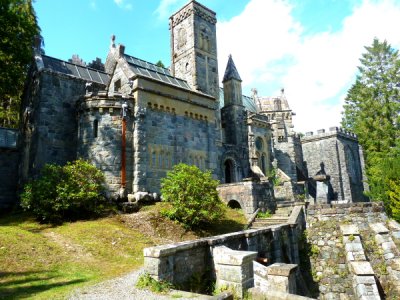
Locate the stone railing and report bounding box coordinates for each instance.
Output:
[143,205,306,296]
[0,127,18,149]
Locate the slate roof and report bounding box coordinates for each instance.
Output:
[219,88,258,112]
[222,55,242,82]
[124,54,192,90]
[41,55,110,85]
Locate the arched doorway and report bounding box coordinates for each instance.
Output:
[228,200,241,209]
[224,159,234,183]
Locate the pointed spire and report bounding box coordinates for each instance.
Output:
[222,55,242,83]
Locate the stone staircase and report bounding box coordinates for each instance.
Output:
[250,201,295,229]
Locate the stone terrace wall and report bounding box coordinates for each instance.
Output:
[144,220,302,290]
[0,128,19,209]
[305,202,388,299]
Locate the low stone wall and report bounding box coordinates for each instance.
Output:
[307,202,385,223]
[144,222,301,290]
[217,179,274,218]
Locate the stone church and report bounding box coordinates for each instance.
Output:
[0,1,367,211]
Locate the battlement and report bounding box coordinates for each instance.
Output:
[301,126,357,143]
[0,127,18,149]
[170,0,217,27]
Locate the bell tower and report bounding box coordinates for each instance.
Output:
[170,1,219,100]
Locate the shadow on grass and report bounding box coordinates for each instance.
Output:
[0,271,86,300]
[194,218,247,237]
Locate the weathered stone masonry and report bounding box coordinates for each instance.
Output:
[0,128,19,209]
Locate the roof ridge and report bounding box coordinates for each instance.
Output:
[123,54,169,71]
[41,54,109,74]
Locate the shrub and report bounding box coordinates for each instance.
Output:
[136,273,172,293]
[21,159,107,223]
[160,164,224,229]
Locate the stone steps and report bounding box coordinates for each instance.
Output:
[251,217,289,228]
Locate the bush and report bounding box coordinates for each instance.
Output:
[160,164,224,229]
[21,159,107,223]
[136,272,172,293]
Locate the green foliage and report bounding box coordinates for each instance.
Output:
[309,244,320,258]
[21,159,107,223]
[155,60,165,68]
[160,164,224,229]
[0,0,41,127]
[268,167,281,185]
[257,210,272,218]
[342,38,400,216]
[136,273,172,294]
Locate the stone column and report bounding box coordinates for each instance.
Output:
[213,246,257,298]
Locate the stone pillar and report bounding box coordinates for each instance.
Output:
[213,246,257,298]
[271,227,283,262]
[253,261,297,294]
[313,174,330,204]
[289,224,300,265]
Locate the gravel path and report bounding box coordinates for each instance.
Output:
[68,268,212,300]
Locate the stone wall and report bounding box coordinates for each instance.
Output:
[305,202,397,299]
[144,106,216,193]
[144,215,303,291]
[0,128,19,209]
[302,127,367,202]
[78,94,134,197]
[20,71,98,182]
[217,179,275,218]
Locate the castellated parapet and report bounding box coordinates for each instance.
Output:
[302,126,358,142]
[301,127,367,203]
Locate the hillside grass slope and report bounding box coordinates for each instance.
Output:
[0,203,247,299]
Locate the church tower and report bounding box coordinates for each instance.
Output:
[170,1,219,100]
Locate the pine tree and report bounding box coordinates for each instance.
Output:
[0,0,40,128]
[342,38,400,218]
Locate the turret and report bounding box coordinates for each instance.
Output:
[223,55,242,106]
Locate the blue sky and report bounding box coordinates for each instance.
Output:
[34,0,400,132]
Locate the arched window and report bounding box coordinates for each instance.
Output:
[261,154,266,175]
[93,119,99,138]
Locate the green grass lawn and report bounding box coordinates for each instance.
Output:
[0,205,247,299]
[0,212,154,300]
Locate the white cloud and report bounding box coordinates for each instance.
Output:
[155,0,187,20]
[113,0,133,10]
[217,0,400,133]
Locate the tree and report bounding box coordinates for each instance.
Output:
[155,60,165,68]
[0,0,40,128]
[160,164,224,229]
[342,38,400,218]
